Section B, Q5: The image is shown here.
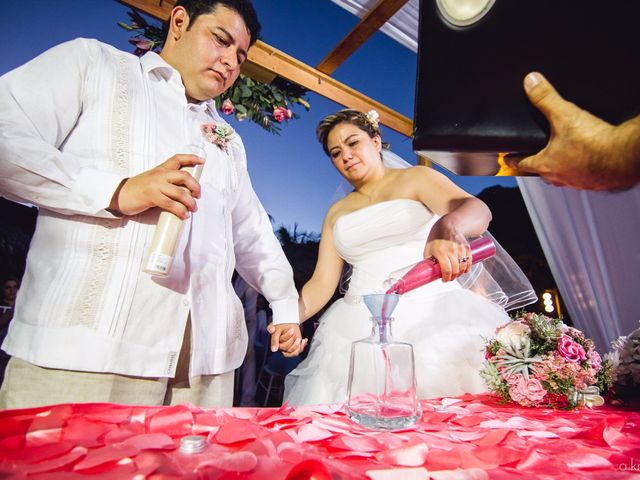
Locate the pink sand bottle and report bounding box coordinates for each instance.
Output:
[385,237,496,294]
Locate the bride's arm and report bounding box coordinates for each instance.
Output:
[267,208,344,356]
[298,207,345,323]
[408,166,492,280]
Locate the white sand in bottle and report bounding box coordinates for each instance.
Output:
[143,146,205,276]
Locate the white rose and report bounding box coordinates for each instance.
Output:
[496,321,531,353]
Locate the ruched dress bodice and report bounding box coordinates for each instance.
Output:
[334,199,458,299]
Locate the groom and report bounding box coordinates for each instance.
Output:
[0,0,302,408]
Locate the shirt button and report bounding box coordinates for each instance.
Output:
[182,299,190,307]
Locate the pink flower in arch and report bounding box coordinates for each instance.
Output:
[221,99,235,115]
[273,106,292,122]
[129,38,152,51]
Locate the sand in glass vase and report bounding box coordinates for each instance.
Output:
[346,293,421,430]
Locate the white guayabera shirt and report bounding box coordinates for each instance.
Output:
[0,39,298,377]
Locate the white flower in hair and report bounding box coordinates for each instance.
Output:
[365,110,380,128]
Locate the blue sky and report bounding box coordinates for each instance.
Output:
[2,0,516,233]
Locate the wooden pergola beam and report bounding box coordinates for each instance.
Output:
[116,0,413,136]
[249,42,412,136]
[316,0,410,75]
[117,0,176,21]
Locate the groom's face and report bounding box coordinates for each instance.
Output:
[163,5,251,102]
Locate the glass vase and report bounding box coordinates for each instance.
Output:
[346,293,420,430]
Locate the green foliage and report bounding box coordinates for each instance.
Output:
[522,311,562,355]
[479,361,510,401]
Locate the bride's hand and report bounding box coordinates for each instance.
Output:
[267,322,308,357]
[424,232,471,282]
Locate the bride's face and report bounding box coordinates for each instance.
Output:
[326,123,382,181]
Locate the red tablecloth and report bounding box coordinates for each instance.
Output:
[0,394,639,479]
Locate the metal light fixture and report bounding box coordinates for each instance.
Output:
[435,0,496,27]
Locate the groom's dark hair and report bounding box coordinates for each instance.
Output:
[165,0,261,46]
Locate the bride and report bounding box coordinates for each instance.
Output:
[278,109,535,406]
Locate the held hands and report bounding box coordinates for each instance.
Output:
[108,154,205,218]
[425,218,471,282]
[267,322,308,358]
[507,72,627,191]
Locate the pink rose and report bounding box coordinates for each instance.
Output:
[587,349,602,372]
[557,334,587,363]
[221,99,235,115]
[506,373,524,387]
[273,106,292,122]
[508,375,547,406]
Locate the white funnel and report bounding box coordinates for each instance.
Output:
[363,293,400,318]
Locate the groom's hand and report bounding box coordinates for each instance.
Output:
[108,154,205,219]
[267,323,308,357]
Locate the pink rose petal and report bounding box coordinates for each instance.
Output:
[296,424,335,443]
[430,468,489,480]
[563,452,612,469]
[365,466,429,480]
[472,429,511,447]
[277,442,307,464]
[375,440,429,467]
[335,434,383,453]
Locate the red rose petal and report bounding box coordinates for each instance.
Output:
[73,444,139,471]
[214,420,258,445]
[285,459,333,480]
[122,433,175,450]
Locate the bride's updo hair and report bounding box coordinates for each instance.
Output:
[316,109,387,156]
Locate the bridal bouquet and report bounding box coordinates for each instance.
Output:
[480,312,609,409]
[604,326,640,402]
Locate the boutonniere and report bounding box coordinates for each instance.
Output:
[201,122,234,151]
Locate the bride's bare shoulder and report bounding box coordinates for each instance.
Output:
[400,165,440,177]
[398,165,451,186]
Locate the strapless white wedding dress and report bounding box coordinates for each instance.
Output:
[283,199,510,406]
